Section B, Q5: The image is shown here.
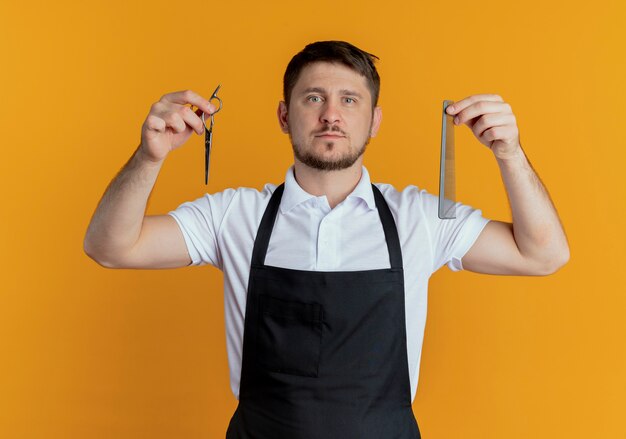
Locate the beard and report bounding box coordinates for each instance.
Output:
[292,138,369,171]
[290,127,371,171]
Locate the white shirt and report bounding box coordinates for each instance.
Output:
[167,165,491,403]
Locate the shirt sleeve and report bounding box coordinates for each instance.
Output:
[419,189,491,273]
[167,188,238,269]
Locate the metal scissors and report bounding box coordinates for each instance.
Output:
[201,84,223,184]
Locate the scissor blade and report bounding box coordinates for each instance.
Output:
[205,129,213,185]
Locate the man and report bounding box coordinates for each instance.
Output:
[84,41,569,438]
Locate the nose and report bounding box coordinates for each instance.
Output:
[319,98,342,125]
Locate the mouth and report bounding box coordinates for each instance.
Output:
[315,133,345,138]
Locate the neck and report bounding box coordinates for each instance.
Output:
[293,159,364,209]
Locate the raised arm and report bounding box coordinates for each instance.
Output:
[83,90,216,269]
[446,94,570,276]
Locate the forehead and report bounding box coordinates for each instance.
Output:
[293,61,369,93]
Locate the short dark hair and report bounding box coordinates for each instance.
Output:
[283,40,381,110]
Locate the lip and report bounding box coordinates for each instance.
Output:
[316,134,345,138]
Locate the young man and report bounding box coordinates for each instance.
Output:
[84,41,569,438]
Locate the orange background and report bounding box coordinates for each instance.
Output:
[1,0,624,437]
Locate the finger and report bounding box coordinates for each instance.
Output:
[162,89,217,115]
[471,113,516,138]
[189,105,204,118]
[481,125,517,143]
[178,105,205,135]
[144,114,166,133]
[455,101,511,126]
[446,94,503,115]
[162,111,187,134]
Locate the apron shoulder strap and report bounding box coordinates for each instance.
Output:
[371,184,403,270]
[251,183,285,267]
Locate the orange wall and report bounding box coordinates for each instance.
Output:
[1,0,624,437]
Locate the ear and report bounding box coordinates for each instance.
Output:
[369,106,383,137]
[277,101,289,133]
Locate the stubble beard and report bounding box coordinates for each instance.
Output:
[289,127,372,172]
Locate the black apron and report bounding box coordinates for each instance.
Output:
[226,182,421,439]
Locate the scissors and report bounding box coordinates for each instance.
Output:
[201,84,223,184]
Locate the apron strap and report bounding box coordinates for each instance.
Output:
[251,183,286,267]
[251,182,403,270]
[371,184,403,269]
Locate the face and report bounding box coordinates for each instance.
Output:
[277,61,382,171]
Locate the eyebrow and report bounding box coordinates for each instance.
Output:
[301,87,364,99]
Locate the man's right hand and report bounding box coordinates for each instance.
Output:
[139,90,216,163]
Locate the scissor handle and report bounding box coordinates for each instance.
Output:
[209,84,222,114]
[209,95,223,115]
[202,84,222,131]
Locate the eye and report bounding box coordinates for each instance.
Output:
[344,97,356,104]
[307,95,322,103]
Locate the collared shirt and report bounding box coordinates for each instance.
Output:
[168,165,490,403]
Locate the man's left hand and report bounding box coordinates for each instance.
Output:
[445,94,521,160]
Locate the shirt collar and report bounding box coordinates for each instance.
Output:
[279,165,377,213]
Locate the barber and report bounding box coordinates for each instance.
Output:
[84,41,570,438]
